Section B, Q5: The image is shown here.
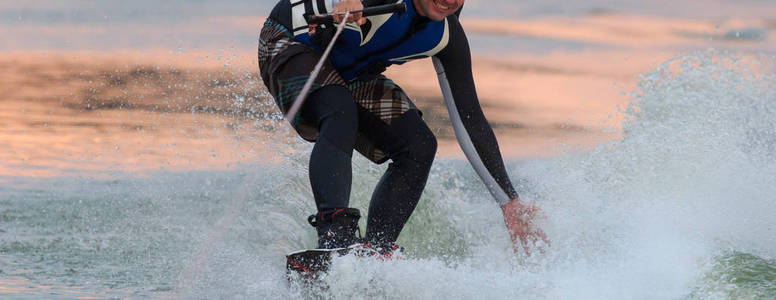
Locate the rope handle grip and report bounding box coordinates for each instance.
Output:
[305,3,406,24]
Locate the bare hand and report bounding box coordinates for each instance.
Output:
[501,198,550,256]
[333,0,366,25]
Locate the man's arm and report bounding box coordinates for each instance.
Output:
[433,15,549,255]
[434,16,519,204]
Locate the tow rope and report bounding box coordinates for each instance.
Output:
[284,12,351,121]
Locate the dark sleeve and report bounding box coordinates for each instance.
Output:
[433,15,520,201]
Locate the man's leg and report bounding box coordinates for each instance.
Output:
[258,19,361,249]
[301,85,363,248]
[303,85,358,210]
[365,110,437,247]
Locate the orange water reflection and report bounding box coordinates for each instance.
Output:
[1,53,276,179]
[2,12,773,178]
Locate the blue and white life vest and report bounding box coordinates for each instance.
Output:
[287,0,450,81]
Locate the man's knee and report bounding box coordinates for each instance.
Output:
[411,124,437,166]
[308,85,359,151]
[310,86,357,124]
[395,111,437,166]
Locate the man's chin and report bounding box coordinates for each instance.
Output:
[426,12,447,21]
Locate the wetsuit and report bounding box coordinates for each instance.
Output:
[260,0,518,246]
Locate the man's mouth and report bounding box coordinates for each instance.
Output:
[432,0,450,11]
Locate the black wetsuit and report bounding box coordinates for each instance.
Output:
[266,0,518,245]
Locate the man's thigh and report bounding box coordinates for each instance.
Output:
[258,18,347,141]
[348,76,425,164]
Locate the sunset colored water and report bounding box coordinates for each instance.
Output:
[2,0,776,298]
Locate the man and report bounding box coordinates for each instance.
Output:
[259,0,548,255]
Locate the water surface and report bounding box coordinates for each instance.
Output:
[2,1,776,298]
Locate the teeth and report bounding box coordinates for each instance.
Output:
[433,0,449,10]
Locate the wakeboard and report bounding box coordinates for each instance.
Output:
[285,247,378,297]
[286,248,350,278]
[286,245,395,279]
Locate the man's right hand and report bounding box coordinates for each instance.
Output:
[501,197,550,256]
[333,0,366,25]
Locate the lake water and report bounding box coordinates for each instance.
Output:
[2,0,776,298]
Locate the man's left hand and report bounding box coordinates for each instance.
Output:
[501,197,550,256]
[332,0,366,25]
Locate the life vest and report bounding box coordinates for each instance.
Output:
[276,0,451,81]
